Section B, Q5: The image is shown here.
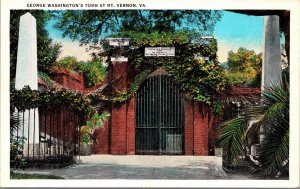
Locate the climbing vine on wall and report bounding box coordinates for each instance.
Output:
[88,69,152,104]
[99,30,227,105]
[11,86,95,118]
[38,72,53,88]
[11,31,226,115]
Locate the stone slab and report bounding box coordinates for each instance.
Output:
[145,47,175,57]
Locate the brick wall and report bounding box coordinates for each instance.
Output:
[46,63,220,156]
[92,109,110,154]
[51,69,85,91]
[39,107,79,145]
[184,100,194,155]
[227,86,261,96]
[193,102,209,155]
[47,63,261,156]
[89,59,221,156]
[110,61,128,154]
[126,96,135,154]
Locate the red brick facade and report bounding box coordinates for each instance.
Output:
[184,100,194,155]
[51,69,85,91]
[126,96,135,154]
[39,107,79,144]
[91,60,221,156]
[92,119,109,154]
[46,62,260,156]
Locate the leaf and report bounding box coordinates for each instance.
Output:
[216,116,248,163]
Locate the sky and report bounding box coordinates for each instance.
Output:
[46,11,264,63]
[213,11,264,62]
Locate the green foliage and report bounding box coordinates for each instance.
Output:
[87,112,111,129]
[54,10,222,46]
[225,47,262,87]
[224,70,256,86]
[10,86,95,118]
[212,100,224,114]
[10,105,27,170]
[53,56,78,71]
[10,108,22,133]
[38,72,53,88]
[100,31,226,105]
[88,69,152,103]
[81,133,90,144]
[10,136,27,170]
[53,10,224,105]
[52,56,107,87]
[113,30,192,47]
[80,112,111,144]
[10,10,61,80]
[217,117,248,164]
[76,57,107,87]
[255,84,289,176]
[217,82,289,177]
[227,48,261,71]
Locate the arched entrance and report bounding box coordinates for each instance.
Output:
[135,74,184,155]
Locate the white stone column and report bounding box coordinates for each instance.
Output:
[262,15,282,89]
[259,15,282,144]
[15,12,40,156]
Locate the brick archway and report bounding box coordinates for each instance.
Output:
[103,61,212,155]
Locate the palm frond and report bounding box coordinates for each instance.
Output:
[218,81,289,177]
[216,116,248,163]
[262,83,289,106]
[258,122,289,175]
[252,83,289,176]
[86,112,111,129]
[253,102,287,129]
[10,110,22,133]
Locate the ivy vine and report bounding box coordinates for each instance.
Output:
[100,30,227,105]
[11,86,95,118]
[10,31,226,117]
[88,69,152,104]
[38,72,53,88]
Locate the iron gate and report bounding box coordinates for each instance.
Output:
[135,74,184,155]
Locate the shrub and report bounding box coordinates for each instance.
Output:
[224,69,259,87]
[80,112,110,144]
[76,59,107,87]
[38,72,53,88]
[10,136,27,170]
[52,56,77,71]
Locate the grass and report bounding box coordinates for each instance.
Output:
[10,172,63,179]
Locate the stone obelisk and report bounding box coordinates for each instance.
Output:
[259,15,282,144]
[262,15,282,89]
[15,12,39,156]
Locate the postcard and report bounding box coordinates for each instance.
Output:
[1,0,299,188]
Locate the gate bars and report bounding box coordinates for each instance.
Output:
[11,106,81,166]
[135,74,184,155]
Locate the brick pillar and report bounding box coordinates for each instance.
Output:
[111,61,128,154]
[208,111,216,155]
[126,96,135,154]
[193,102,209,155]
[184,100,194,155]
[200,104,209,155]
[93,121,109,154]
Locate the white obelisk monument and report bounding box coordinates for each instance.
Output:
[262,15,282,89]
[15,12,39,156]
[259,15,282,144]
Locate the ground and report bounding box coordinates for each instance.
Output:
[13,155,264,180]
